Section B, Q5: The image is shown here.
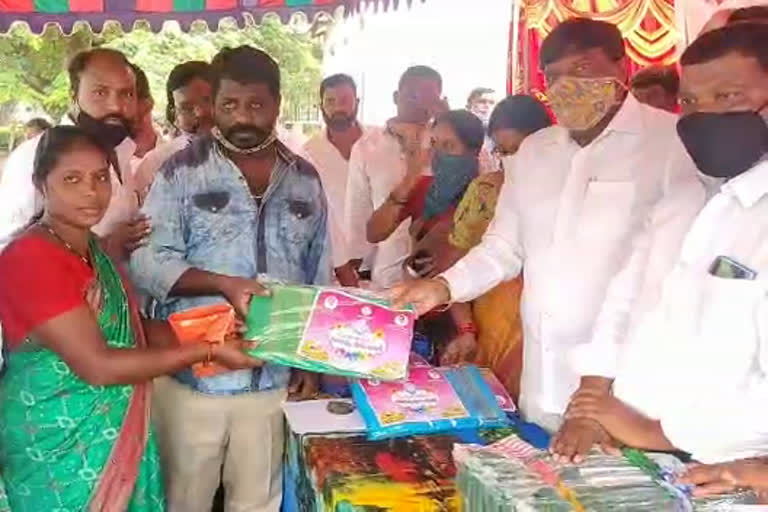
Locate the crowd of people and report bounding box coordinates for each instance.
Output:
[0,7,765,511]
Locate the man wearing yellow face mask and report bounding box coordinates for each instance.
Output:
[390,18,700,431]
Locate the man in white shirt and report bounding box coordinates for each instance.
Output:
[0,48,149,255]
[134,60,214,199]
[466,87,499,173]
[553,23,768,469]
[345,65,444,290]
[391,19,697,430]
[304,74,365,286]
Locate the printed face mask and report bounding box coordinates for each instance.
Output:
[547,76,621,132]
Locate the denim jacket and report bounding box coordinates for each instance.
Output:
[130,136,332,395]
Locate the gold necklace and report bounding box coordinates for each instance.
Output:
[39,222,90,265]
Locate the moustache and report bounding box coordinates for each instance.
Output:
[225,124,270,139]
[324,112,356,130]
[101,114,130,128]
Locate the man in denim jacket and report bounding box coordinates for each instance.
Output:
[131,46,330,512]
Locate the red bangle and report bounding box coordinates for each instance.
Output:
[457,323,477,335]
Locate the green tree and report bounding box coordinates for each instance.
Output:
[0,17,323,125]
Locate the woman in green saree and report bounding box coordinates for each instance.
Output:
[0,126,260,512]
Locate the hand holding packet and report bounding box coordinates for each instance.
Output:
[168,303,236,377]
[245,284,415,381]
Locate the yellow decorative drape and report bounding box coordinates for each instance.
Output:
[523,0,680,66]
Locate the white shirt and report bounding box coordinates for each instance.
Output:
[133,133,192,198]
[303,128,365,268]
[344,126,414,289]
[441,95,698,425]
[611,159,768,464]
[0,133,138,250]
[571,175,710,378]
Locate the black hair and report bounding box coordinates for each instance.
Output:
[680,22,768,72]
[540,18,625,69]
[25,118,52,132]
[435,109,485,153]
[320,73,357,99]
[487,94,552,136]
[68,48,132,96]
[398,65,442,92]
[728,6,768,24]
[32,126,110,189]
[210,46,280,99]
[467,87,495,106]
[166,60,212,124]
[630,65,680,96]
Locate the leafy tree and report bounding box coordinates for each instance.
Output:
[0,17,323,124]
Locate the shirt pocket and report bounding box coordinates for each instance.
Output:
[577,181,635,239]
[277,197,317,245]
[188,190,247,242]
[692,274,764,376]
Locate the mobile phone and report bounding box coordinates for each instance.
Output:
[708,255,757,280]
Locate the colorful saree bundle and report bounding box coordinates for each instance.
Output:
[0,236,165,511]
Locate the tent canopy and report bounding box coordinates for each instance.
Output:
[0,0,419,33]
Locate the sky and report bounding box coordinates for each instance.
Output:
[322,0,512,125]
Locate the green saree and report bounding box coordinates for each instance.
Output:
[0,239,165,512]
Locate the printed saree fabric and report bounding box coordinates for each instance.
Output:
[0,238,165,511]
[450,173,524,399]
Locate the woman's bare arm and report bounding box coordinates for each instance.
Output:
[31,306,235,386]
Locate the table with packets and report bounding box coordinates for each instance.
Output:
[281,398,518,512]
[280,397,759,512]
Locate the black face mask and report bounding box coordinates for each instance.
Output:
[677,108,768,179]
[76,110,131,149]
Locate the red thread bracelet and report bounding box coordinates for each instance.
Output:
[457,323,477,335]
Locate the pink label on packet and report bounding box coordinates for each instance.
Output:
[296,290,414,380]
[360,367,470,426]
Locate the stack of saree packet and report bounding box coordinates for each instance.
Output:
[454,434,757,511]
[245,284,415,380]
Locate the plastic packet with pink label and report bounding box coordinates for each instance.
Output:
[245,284,414,380]
[351,364,510,440]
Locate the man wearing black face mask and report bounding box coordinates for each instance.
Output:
[131,46,330,512]
[0,48,150,256]
[551,23,768,471]
[303,74,365,287]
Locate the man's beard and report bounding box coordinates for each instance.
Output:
[323,111,356,131]
[76,110,131,149]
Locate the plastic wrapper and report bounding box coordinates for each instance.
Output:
[245,285,414,380]
[479,367,518,413]
[168,304,235,377]
[454,434,758,511]
[351,364,511,440]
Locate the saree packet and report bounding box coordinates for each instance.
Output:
[478,367,518,413]
[454,434,758,512]
[168,303,235,377]
[351,364,510,441]
[245,284,415,381]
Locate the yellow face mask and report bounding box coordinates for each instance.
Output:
[547,76,621,132]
